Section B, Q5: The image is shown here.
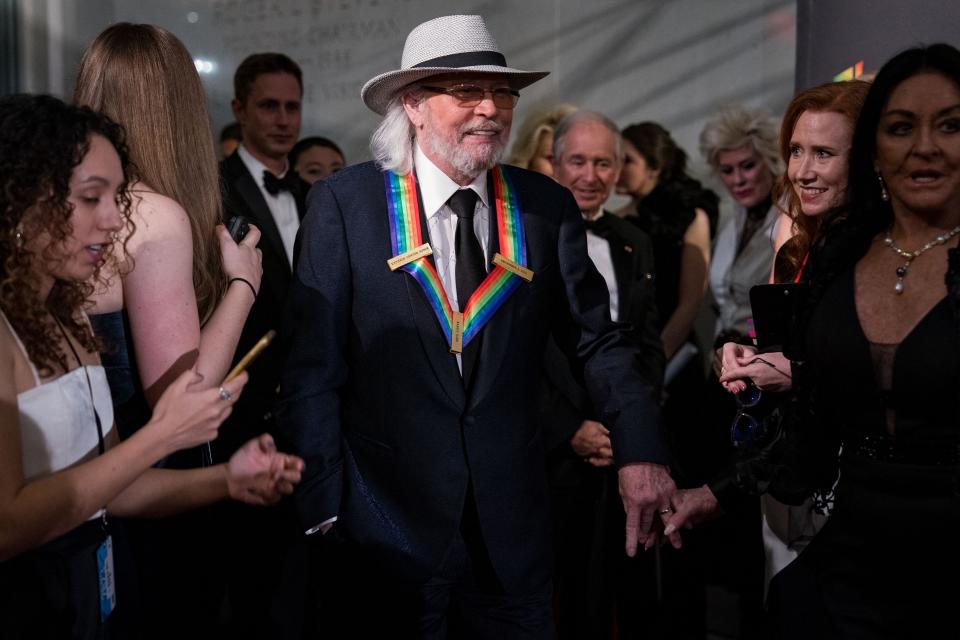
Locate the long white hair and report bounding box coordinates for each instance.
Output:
[370,97,416,175]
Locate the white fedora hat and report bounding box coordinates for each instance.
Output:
[360,14,549,115]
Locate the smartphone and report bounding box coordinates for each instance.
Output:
[223,330,276,383]
[226,215,251,243]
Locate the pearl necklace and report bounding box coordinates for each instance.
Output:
[883,225,960,294]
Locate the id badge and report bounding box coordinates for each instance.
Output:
[96,535,116,622]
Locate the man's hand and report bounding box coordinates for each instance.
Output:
[570,420,613,467]
[618,463,678,556]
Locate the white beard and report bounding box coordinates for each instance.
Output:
[419,117,506,179]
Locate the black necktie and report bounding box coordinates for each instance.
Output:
[449,188,483,386]
[451,189,484,308]
[263,169,301,196]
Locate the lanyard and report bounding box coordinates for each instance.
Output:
[794,252,810,284]
[54,316,106,455]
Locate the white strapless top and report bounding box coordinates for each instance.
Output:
[2,311,115,482]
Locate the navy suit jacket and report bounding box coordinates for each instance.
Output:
[277,161,666,593]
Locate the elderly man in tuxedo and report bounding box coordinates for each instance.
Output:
[545,111,700,639]
[278,14,677,638]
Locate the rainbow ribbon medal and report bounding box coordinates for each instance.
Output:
[385,165,533,353]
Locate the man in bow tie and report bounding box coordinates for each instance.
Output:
[546,110,669,637]
[221,52,308,451]
[278,15,677,638]
[217,52,313,637]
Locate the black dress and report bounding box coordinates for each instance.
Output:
[89,311,149,441]
[627,186,694,333]
[626,186,709,484]
[625,188,723,639]
[88,311,219,638]
[740,261,960,639]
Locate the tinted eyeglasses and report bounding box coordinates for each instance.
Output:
[729,380,767,448]
[419,84,520,109]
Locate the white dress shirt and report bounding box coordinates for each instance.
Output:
[584,213,619,321]
[236,144,299,266]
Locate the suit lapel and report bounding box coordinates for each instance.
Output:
[603,218,637,317]
[293,177,309,220]
[468,285,515,409]
[405,278,467,408]
[398,177,465,408]
[468,169,515,408]
[228,154,290,276]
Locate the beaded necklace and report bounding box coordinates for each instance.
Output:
[883,225,960,294]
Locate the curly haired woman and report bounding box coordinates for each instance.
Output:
[0,94,302,639]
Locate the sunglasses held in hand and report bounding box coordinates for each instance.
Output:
[730,380,770,448]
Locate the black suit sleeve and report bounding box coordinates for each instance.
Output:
[539,336,591,452]
[538,216,665,458]
[275,181,350,529]
[549,190,668,467]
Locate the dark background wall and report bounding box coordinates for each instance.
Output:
[0,0,18,95]
[796,0,960,90]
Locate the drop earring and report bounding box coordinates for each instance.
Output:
[875,169,890,202]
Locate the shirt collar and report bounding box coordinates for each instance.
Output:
[237,143,290,188]
[413,144,489,220]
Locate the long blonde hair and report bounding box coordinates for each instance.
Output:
[74,23,225,322]
[506,103,577,169]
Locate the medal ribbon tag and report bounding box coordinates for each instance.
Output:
[451,312,465,354]
[388,243,433,271]
[492,253,534,282]
[384,166,533,353]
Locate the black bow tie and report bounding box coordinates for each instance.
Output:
[582,214,610,234]
[263,170,301,196]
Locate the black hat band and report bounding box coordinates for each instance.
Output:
[411,50,507,69]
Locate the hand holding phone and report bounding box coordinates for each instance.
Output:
[226,215,251,243]
[224,330,276,383]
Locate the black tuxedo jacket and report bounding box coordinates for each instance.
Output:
[219,151,308,456]
[277,162,666,593]
[540,211,665,461]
